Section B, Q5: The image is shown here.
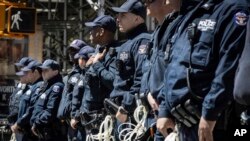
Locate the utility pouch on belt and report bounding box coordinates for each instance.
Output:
[171,99,201,127]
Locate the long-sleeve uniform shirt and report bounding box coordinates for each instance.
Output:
[110,23,151,112]
[57,66,81,120]
[234,19,250,106]
[8,83,29,124]
[158,0,250,121]
[71,41,121,118]
[30,74,64,129]
[16,77,43,129]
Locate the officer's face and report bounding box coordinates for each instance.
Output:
[26,70,40,83]
[78,58,87,69]
[42,68,58,81]
[116,13,139,32]
[145,0,165,16]
[68,48,78,63]
[89,27,103,44]
[25,70,33,83]
[145,0,178,19]
[19,73,29,84]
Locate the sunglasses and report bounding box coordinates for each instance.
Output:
[141,0,155,4]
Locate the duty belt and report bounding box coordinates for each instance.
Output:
[171,99,201,127]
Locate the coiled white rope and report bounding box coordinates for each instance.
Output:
[86,115,115,141]
[118,105,148,141]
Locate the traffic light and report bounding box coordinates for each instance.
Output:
[8,7,36,34]
[0,4,5,31]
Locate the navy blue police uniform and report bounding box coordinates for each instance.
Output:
[139,12,181,141]
[81,15,121,114]
[234,19,250,106]
[139,1,201,140]
[8,57,34,125]
[158,0,250,140]
[30,59,64,141]
[14,60,43,141]
[110,0,151,113]
[57,39,87,141]
[57,39,87,121]
[233,17,250,127]
[71,46,95,141]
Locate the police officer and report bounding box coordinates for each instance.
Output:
[11,60,43,141]
[70,46,95,141]
[57,39,86,141]
[8,57,33,141]
[110,0,151,123]
[156,0,250,141]
[233,19,250,127]
[234,19,250,106]
[85,15,121,90]
[139,0,182,140]
[8,57,34,125]
[30,59,64,141]
[82,15,120,112]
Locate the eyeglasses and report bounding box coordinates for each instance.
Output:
[141,0,155,4]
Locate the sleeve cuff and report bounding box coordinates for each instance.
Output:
[202,107,220,121]
[158,105,172,118]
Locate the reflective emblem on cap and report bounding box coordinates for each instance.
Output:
[52,85,60,93]
[235,11,248,26]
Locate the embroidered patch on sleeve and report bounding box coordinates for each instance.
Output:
[52,85,61,93]
[138,45,147,54]
[235,11,248,26]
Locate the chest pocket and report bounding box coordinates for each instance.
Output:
[184,32,213,69]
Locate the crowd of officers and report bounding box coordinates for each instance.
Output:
[6,0,250,141]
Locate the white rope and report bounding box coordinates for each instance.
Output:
[86,115,115,141]
[118,105,148,141]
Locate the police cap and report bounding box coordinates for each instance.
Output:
[112,0,146,20]
[85,15,117,33]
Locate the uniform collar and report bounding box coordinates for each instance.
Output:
[46,73,62,87]
[126,23,148,39]
[32,77,43,85]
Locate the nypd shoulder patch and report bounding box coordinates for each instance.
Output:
[52,85,61,93]
[234,11,248,26]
